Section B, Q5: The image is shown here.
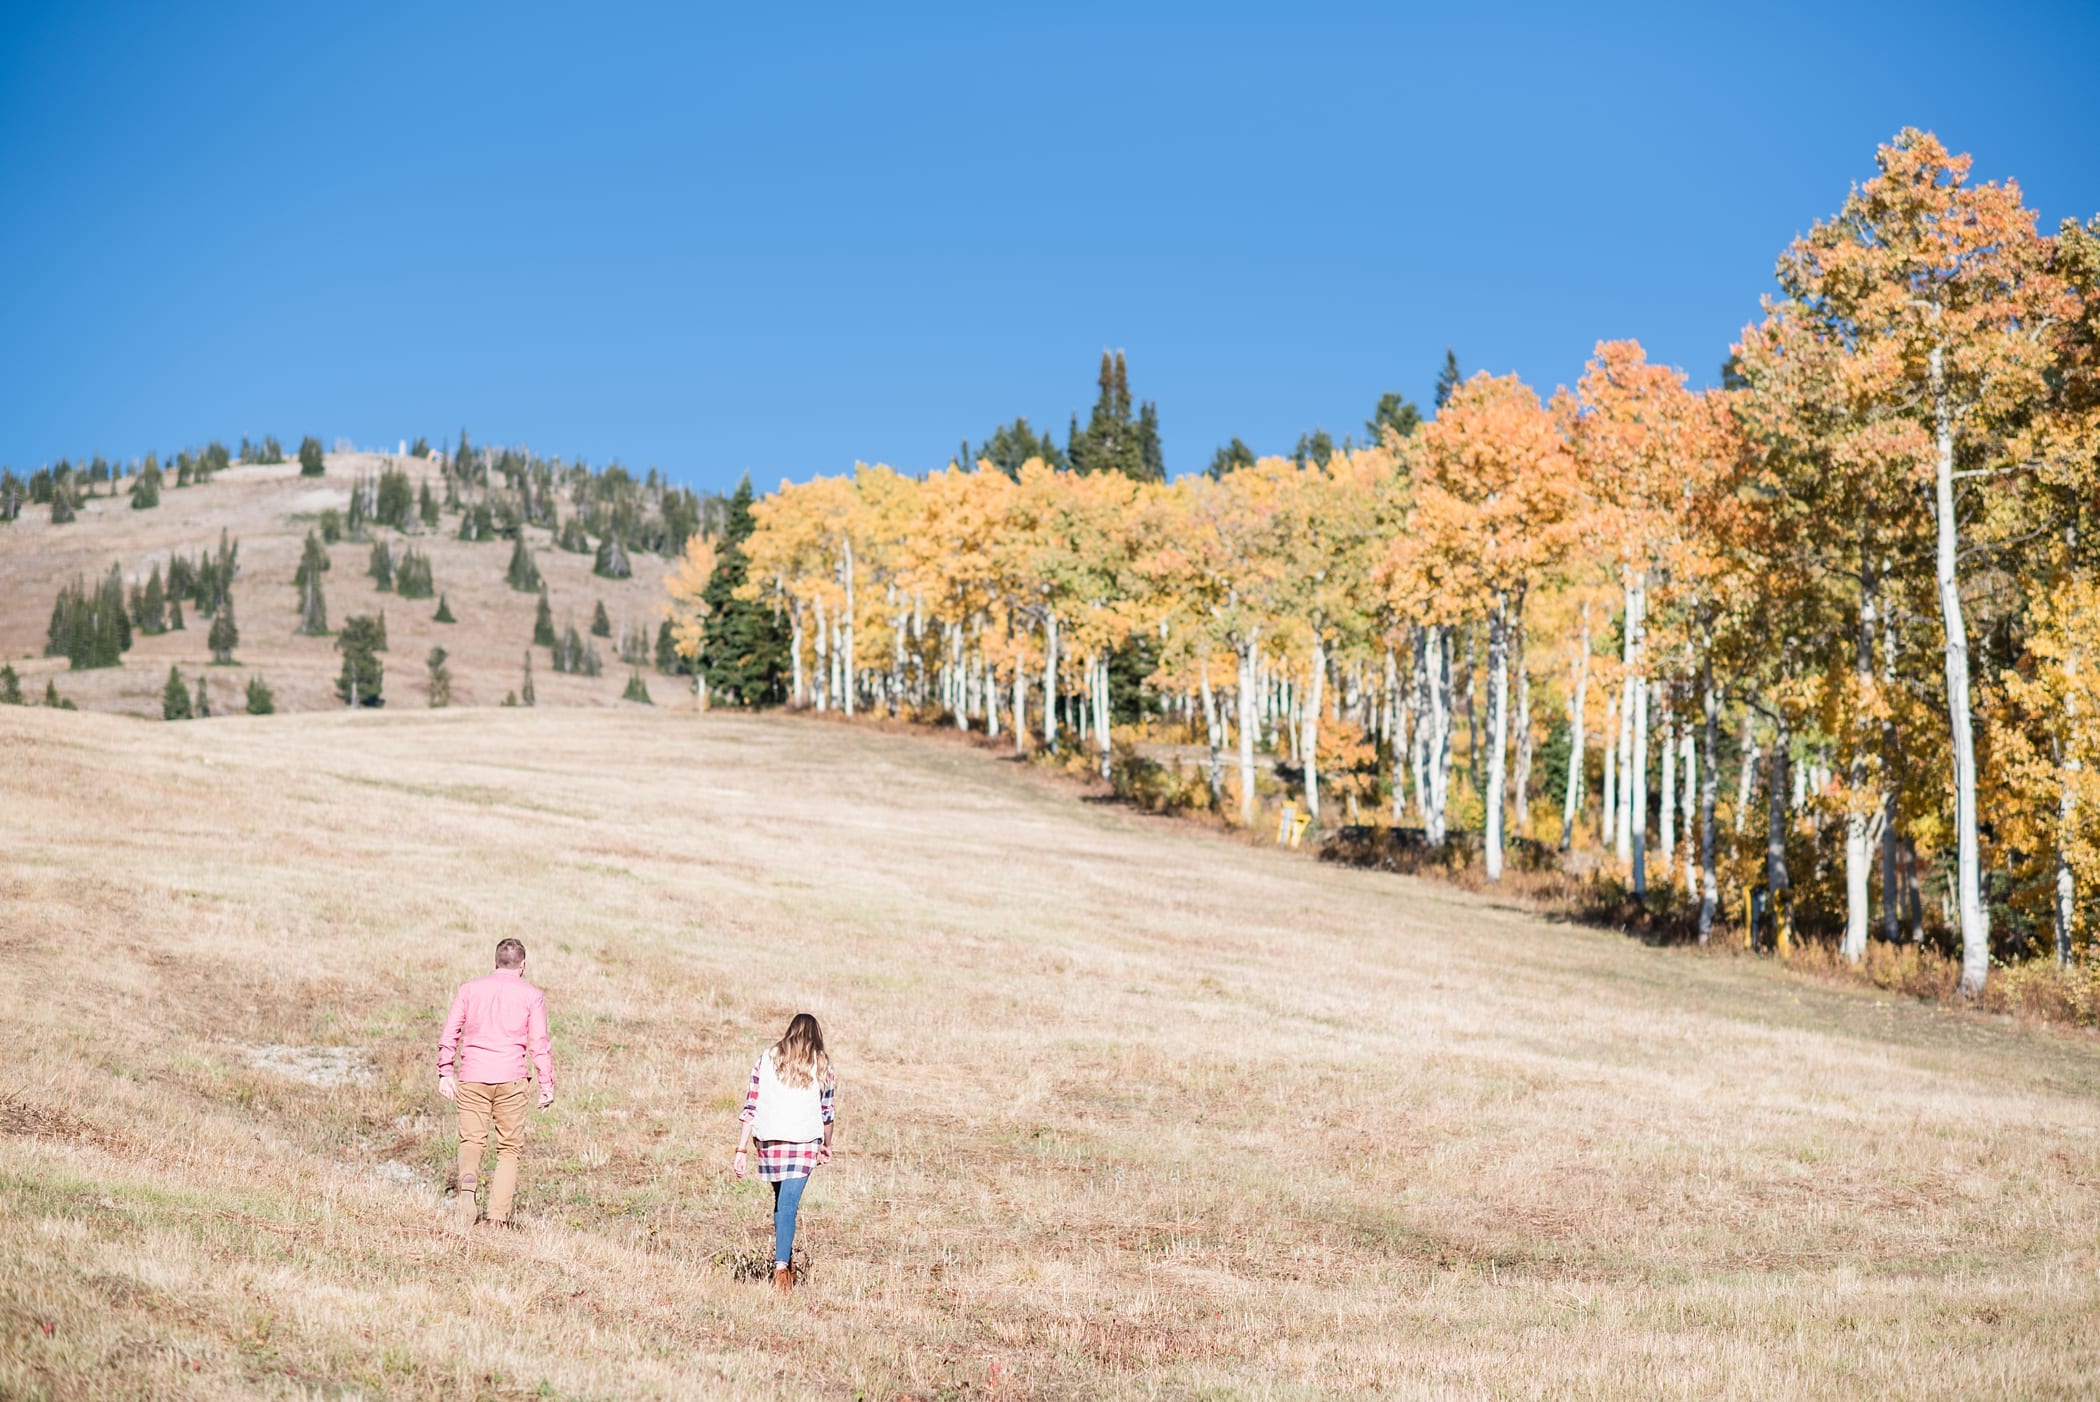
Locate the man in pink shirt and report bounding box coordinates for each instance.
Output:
[437,938,555,1227]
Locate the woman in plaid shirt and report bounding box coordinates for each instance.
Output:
[732,1013,836,1295]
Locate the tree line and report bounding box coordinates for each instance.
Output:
[665,131,2100,997]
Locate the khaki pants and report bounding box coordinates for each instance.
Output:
[455,1079,531,1225]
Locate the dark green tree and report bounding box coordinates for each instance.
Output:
[696,476,789,705]
[1135,402,1165,482]
[208,595,238,663]
[245,675,275,715]
[162,666,193,720]
[1207,438,1256,479]
[298,436,326,476]
[1292,429,1336,469]
[426,647,452,708]
[1070,350,1149,478]
[434,592,456,624]
[334,616,384,707]
[591,600,612,637]
[193,672,212,718]
[418,480,439,528]
[1434,348,1462,410]
[131,458,162,510]
[139,564,168,635]
[368,539,395,591]
[0,663,20,704]
[393,547,434,599]
[622,669,653,704]
[520,650,536,707]
[533,587,556,647]
[968,417,1066,479]
[506,534,542,592]
[1367,392,1423,442]
[44,679,75,710]
[593,534,632,580]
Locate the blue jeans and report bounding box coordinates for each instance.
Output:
[771,1174,809,1265]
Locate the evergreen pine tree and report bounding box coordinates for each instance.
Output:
[44,679,75,710]
[298,436,326,476]
[593,534,633,579]
[375,609,388,652]
[1136,401,1165,482]
[50,492,74,525]
[369,539,394,591]
[419,480,439,528]
[591,600,612,637]
[434,592,456,623]
[0,663,20,704]
[533,588,556,647]
[520,650,536,707]
[208,595,238,663]
[168,595,185,631]
[622,669,653,704]
[334,616,384,707]
[1207,438,1256,479]
[696,475,789,704]
[131,458,162,510]
[506,534,542,591]
[162,666,193,720]
[1434,348,1462,410]
[1367,392,1423,442]
[245,675,275,715]
[141,565,168,635]
[194,673,211,718]
[298,567,329,636]
[426,647,452,708]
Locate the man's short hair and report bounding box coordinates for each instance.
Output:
[495,938,527,968]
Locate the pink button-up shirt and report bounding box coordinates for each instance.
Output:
[437,968,554,1088]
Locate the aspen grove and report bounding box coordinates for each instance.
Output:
[672,132,2100,997]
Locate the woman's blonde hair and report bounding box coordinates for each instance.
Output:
[770,1012,831,1090]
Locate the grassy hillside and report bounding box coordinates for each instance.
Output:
[4,704,2097,1398]
[0,455,677,715]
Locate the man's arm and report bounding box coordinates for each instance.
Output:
[436,986,467,1098]
[528,991,555,1107]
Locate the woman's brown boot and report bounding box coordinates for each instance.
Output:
[773,1265,794,1296]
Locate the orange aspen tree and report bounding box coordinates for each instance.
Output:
[1765,131,2069,995]
[1400,373,1580,881]
[663,533,718,705]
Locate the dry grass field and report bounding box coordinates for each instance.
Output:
[4,703,2098,1399]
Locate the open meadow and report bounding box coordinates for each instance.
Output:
[3,703,2097,1399]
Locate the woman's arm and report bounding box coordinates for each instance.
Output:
[818,1072,836,1162]
[732,1057,761,1176]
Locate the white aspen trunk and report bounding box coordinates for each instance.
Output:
[1631,674,1651,897]
[1094,654,1112,781]
[1603,689,1621,849]
[954,622,970,731]
[1042,610,1059,751]
[1699,660,1719,943]
[1424,625,1453,846]
[1561,604,1590,851]
[1513,621,1532,830]
[1012,658,1028,755]
[1680,728,1697,898]
[1659,709,1677,874]
[1301,633,1326,824]
[789,597,805,706]
[1237,636,1260,825]
[814,597,830,712]
[1385,644,1407,821]
[1734,716,1759,836]
[841,536,856,718]
[1929,339,1988,995]
[986,651,1000,740]
[2055,648,2080,966]
[1485,597,1510,881]
[1843,577,1881,964]
[1200,657,1224,808]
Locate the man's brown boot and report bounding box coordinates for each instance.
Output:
[773,1265,794,1296]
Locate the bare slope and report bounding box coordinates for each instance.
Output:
[0,457,674,714]
[3,705,2096,1398]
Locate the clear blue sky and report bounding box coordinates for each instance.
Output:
[3,2,2095,493]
